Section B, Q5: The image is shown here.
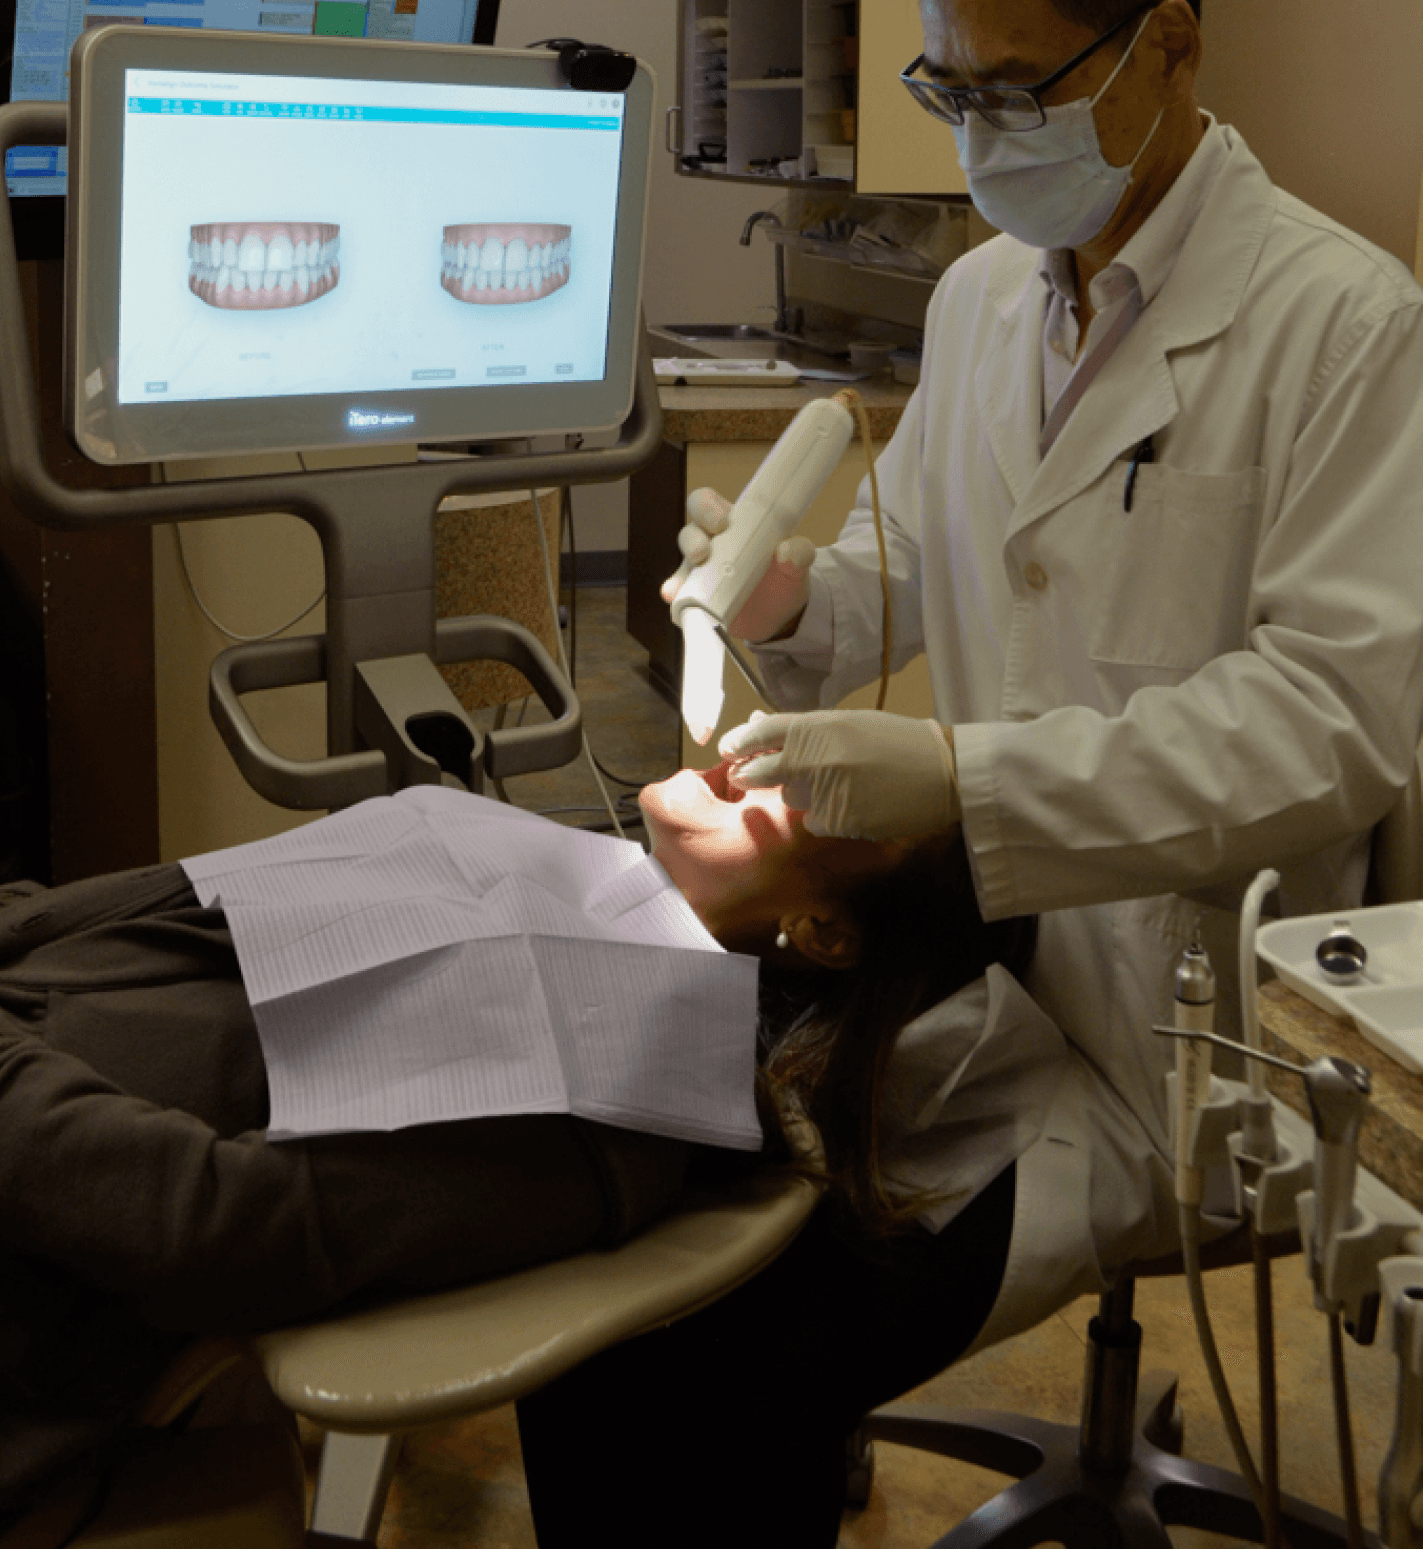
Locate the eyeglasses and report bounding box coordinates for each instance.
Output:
[900,2,1156,132]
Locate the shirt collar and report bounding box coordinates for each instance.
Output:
[1037,111,1230,311]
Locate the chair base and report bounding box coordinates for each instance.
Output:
[863,1371,1381,1549]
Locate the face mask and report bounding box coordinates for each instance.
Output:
[951,12,1165,251]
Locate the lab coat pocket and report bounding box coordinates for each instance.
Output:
[1088,464,1266,671]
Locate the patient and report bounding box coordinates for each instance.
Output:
[0,767,1029,1518]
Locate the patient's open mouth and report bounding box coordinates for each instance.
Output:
[700,761,747,805]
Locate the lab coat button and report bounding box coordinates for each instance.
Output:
[1024,562,1049,591]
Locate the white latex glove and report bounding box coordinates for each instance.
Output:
[660,486,816,643]
[720,709,961,841]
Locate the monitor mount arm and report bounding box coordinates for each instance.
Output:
[0,102,664,810]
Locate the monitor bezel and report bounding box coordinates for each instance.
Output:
[1,0,503,260]
[65,26,652,465]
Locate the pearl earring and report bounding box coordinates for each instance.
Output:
[775,930,790,950]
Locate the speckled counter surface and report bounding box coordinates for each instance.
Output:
[434,487,559,710]
[1258,978,1423,1211]
[657,376,913,444]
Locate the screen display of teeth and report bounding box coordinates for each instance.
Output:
[5,0,485,197]
[117,68,624,409]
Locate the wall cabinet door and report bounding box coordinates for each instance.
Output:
[856,0,966,195]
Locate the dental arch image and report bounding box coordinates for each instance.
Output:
[188,223,340,310]
[441,223,572,305]
[186,221,572,311]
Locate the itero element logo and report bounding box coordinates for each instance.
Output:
[347,409,417,431]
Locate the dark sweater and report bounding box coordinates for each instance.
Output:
[0,864,695,1512]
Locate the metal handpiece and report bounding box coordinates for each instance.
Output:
[1173,935,1217,1208]
[1305,1056,1373,1298]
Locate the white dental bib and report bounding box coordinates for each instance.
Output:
[181,786,761,1150]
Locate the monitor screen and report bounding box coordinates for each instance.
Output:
[66,27,652,463]
[2,0,500,257]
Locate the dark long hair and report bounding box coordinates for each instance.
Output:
[757,832,1035,1233]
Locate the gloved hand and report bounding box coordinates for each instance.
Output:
[721,709,961,841]
[660,486,816,642]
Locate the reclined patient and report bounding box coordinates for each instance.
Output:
[0,764,1030,1517]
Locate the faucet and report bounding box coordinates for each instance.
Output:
[740,210,792,336]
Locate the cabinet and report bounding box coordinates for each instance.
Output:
[670,0,966,198]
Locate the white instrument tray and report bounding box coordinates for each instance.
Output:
[1256,901,1423,1074]
[654,358,802,387]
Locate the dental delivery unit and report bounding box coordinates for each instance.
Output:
[669,393,857,745]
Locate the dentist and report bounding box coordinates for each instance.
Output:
[519,2,1423,1544]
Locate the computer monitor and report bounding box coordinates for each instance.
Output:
[64,25,652,464]
[1,0,501,257]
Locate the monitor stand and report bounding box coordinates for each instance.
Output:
[0,102,663,817]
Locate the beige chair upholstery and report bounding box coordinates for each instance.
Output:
[253,1155,821,1541]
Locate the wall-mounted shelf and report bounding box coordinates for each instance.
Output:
[673,0,967,196]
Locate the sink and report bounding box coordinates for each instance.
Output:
[661,323,777,341]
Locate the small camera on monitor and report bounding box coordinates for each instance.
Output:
[534,39,638,95]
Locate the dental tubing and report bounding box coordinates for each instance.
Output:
[1169,937,1272,1528]
[671,388,893,745]
[1240,869,1282,1166]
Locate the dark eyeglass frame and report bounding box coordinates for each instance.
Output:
[900,1,1156,132]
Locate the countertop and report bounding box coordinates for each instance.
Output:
[648,327,915,444]
[1258,978,1423,1213]
[656,376,914,445]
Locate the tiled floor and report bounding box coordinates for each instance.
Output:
[318,590,1400,1549]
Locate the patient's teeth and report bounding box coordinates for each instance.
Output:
[479,237,504,282]
[456,240,468,270]
[230,269,247,293]
[295,265,310,295]
[222,237,238,267]
[238,233,266,273]
[266,233,294,273]
[215,265,231,293]
[474,268,488,291]
[276,269,294,293]
[261,269,278,291]
[294,239,309,268]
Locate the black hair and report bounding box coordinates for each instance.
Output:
[757,832,1035,1233]
[1050,0,1201,29]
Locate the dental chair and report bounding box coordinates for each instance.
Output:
[0,1148,820,1549]
[850,746,1423,1549]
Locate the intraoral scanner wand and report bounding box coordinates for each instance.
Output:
[671,394,856,745]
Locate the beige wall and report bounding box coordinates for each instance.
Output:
[1196,0,1423,267]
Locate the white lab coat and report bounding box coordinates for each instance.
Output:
[758,127,1423,1348]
